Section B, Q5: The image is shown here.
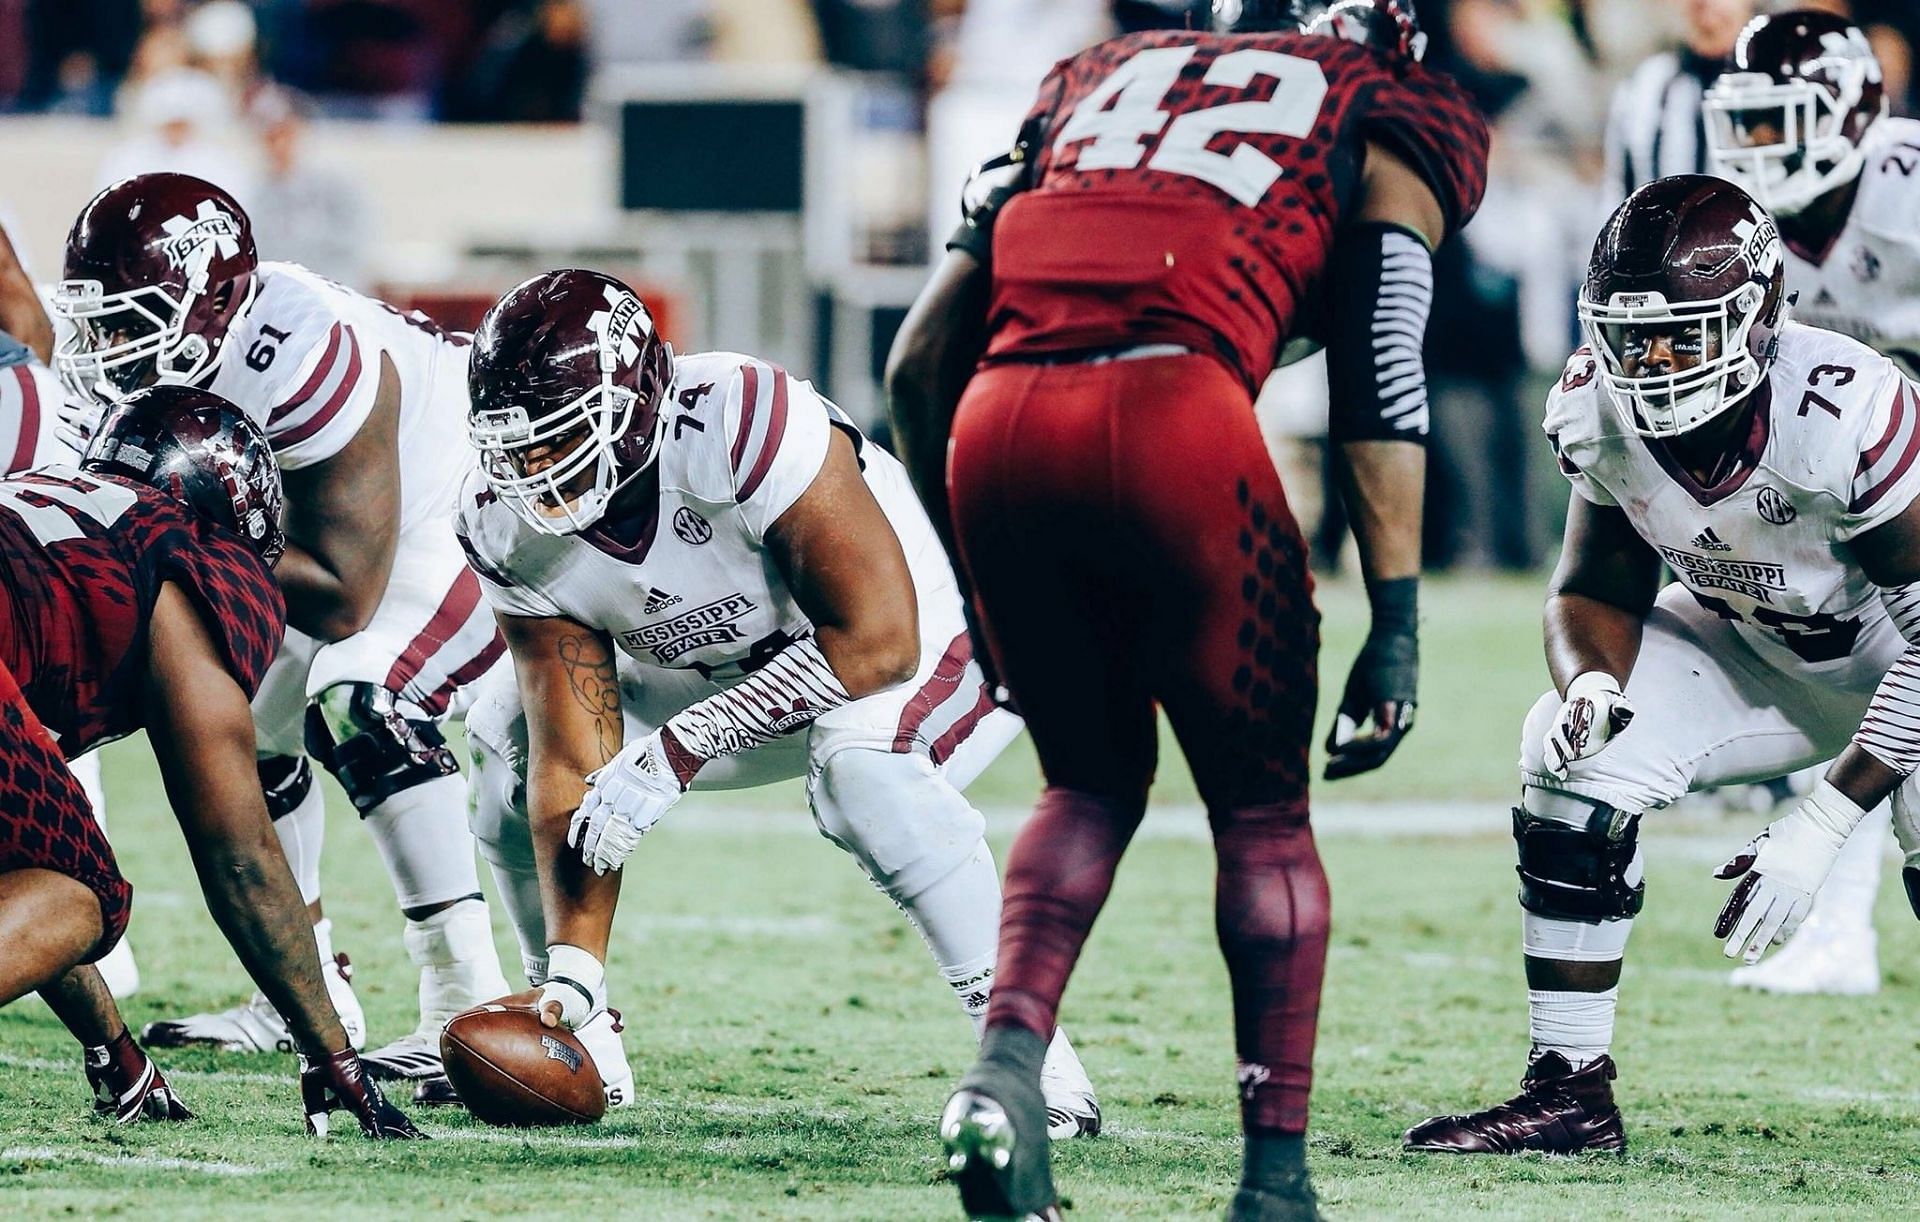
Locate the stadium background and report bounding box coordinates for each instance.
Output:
[2,1,1919,1217]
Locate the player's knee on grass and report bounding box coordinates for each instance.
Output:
[303,682,460,814]
[807,747,987,901]
[1515,786,1643,962]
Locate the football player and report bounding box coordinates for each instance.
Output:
[51,174,510,1084]
[456,268,1100,1132]
[886,1,1488,1217]
[1703,9,1920,995]
[1406,175,1920,1154]
[0,384,418,1138]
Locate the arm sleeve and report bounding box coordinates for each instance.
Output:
[1855,583,1920,775]
[257,319,381,470]
[1326,223,1432,442]
[1839,372,1920,541]
[726,360,832,539]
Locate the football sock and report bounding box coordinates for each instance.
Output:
[1241,1127,1311,1197]
[1528,985,1618,1069]
[1214,803,1330,1133]
[404,898,509,1028]
[272,768,327,906]
[363,773,483,911]
[481,855,550,985]
[898,838,1001,1034]
[71,750,106,824]
[988,786,1145,1041]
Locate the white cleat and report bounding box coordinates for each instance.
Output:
[144,943,365,1053]
[365,899,510,1081]
[574,1008,635,1110]
[1040,1027,1100,1139]
[96,937,140,1000]
[1729,923,1880,996]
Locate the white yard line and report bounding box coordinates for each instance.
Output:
[0,1051,289,1085]
[1,1145,264,1176]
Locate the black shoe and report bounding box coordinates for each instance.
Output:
[940,1069,1058,1220]
[1404,1052,1625,1155]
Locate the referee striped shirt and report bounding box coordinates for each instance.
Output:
[1602,49,1728,207]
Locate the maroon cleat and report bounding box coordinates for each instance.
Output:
[1403,1052,1625,1155]
[85,1030,193,1124]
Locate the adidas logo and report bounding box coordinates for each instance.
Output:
[643,587,682,614]
[1692,527,1732,552]
[1814,287,1836,307]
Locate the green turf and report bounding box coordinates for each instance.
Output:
[6,573,1916,1218]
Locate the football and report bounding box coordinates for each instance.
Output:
[440,999,607,1127]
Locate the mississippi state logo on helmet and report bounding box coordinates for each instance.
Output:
[1579,176,1788,438]
[467,269,675,535]
[1704,11,1888,218]
[82,383,286,565]
[54,173,259,406]
[1212,0,1424,59]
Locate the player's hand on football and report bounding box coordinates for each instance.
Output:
[1324,613,1417,780]
[1713,781,1868,964]
[570,731,686,875]
[534,946,606,1031]
[299,1048,426,1139]
[1542,672,1634,779]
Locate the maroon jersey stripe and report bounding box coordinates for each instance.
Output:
[275,326,365,447]
[418,631,507,717]
[891,630,972,749]
[736,367,789,502]
[731,362,761,474]
[6,365,39,473]
[270,322,345,423]
[1858,379,1909,473]
[929,684,997,765]
[1854,383,1920,513]
[383,568,484,694]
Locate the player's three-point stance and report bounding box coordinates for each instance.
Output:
[1702,8,1920,996]
[887,1,1487,1217]
[52,173,511,1087]
[1407,176,1920,1154]
[0,385,418,1137]
[454,269,1099,1129]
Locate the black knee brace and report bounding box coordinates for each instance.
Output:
[304,683,458,814]
[1512,803,1644,922]
[258,755,314,821]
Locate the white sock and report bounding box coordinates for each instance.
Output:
[274,771,327,906]
[313,916,338,965]
[482,856,549,985]
[403,897,509,1028]
[1528,986,1618,1068]
[71,751,107,826]
[363,773,482,911]
[897,842,1003,1032]
[1805,814,1887,933]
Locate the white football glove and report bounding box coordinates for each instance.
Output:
[569,731,686,875]
[1714,780,1869,964]
[1543,671,1635,779]
[536,944,606,1031]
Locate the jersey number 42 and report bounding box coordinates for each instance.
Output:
[1052,45,1330,207]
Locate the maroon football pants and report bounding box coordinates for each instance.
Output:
[949,353,1330,1133]
[0,657,129,961]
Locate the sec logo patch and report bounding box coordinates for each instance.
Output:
[1756,487,1795,525]
[674,506,713,545]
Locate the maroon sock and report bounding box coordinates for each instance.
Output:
[85,1026,144,1104]
[1213,802,1329,1134]
[985,786,1146,1041]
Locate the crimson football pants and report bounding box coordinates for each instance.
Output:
[949,353,1330,1133]
[0,658,130,960]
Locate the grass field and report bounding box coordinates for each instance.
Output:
[5,573,1919,1219]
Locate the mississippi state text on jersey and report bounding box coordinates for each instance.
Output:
[0,467,284,754]
[1547,322,1920,669]
[457,352,948,682]
[982,29,1488,392]
[1785,117,1920,378]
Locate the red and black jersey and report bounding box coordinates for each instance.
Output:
[983,31,1489,393]
[0,468,285,756]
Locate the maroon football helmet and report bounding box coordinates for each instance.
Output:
[54,173,259,405]
[1705,11,1888,217]
[467,269,674,534]
[83,383,285,565]
[1579,176,1788,437]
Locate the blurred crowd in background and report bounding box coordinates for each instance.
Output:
[1,0,1916,573]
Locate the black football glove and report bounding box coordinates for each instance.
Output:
[1324,577,1418,781]
[300,1048,427,1139]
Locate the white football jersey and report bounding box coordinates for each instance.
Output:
[1546,322,1920,672]
[1784,117,1920,378]
[206,261,473,529]
[0,347,75,473]
[457,352,951,682]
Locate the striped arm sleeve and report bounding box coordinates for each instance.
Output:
[1326,222,1432,442]
[661,635,851,768]
[1855,583,1920,775]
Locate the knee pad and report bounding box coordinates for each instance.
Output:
[303,683,459,814]
[258,755,315,821]
[808,747,987,900]
[1512,793,1645,922]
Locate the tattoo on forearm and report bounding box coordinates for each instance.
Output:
[558,632,622,764]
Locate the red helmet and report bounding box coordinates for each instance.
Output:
[83,383,285,565]
[54,173,259,406]
[467,269,674,535]
[1704,11,1888,218]
[1579,176,1789,438]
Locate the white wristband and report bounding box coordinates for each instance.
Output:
[1565,671,1622,701]
[1797,779,1870,846]
[544,943,606,1010]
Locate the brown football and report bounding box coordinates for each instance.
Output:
[440,999,607,1127]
